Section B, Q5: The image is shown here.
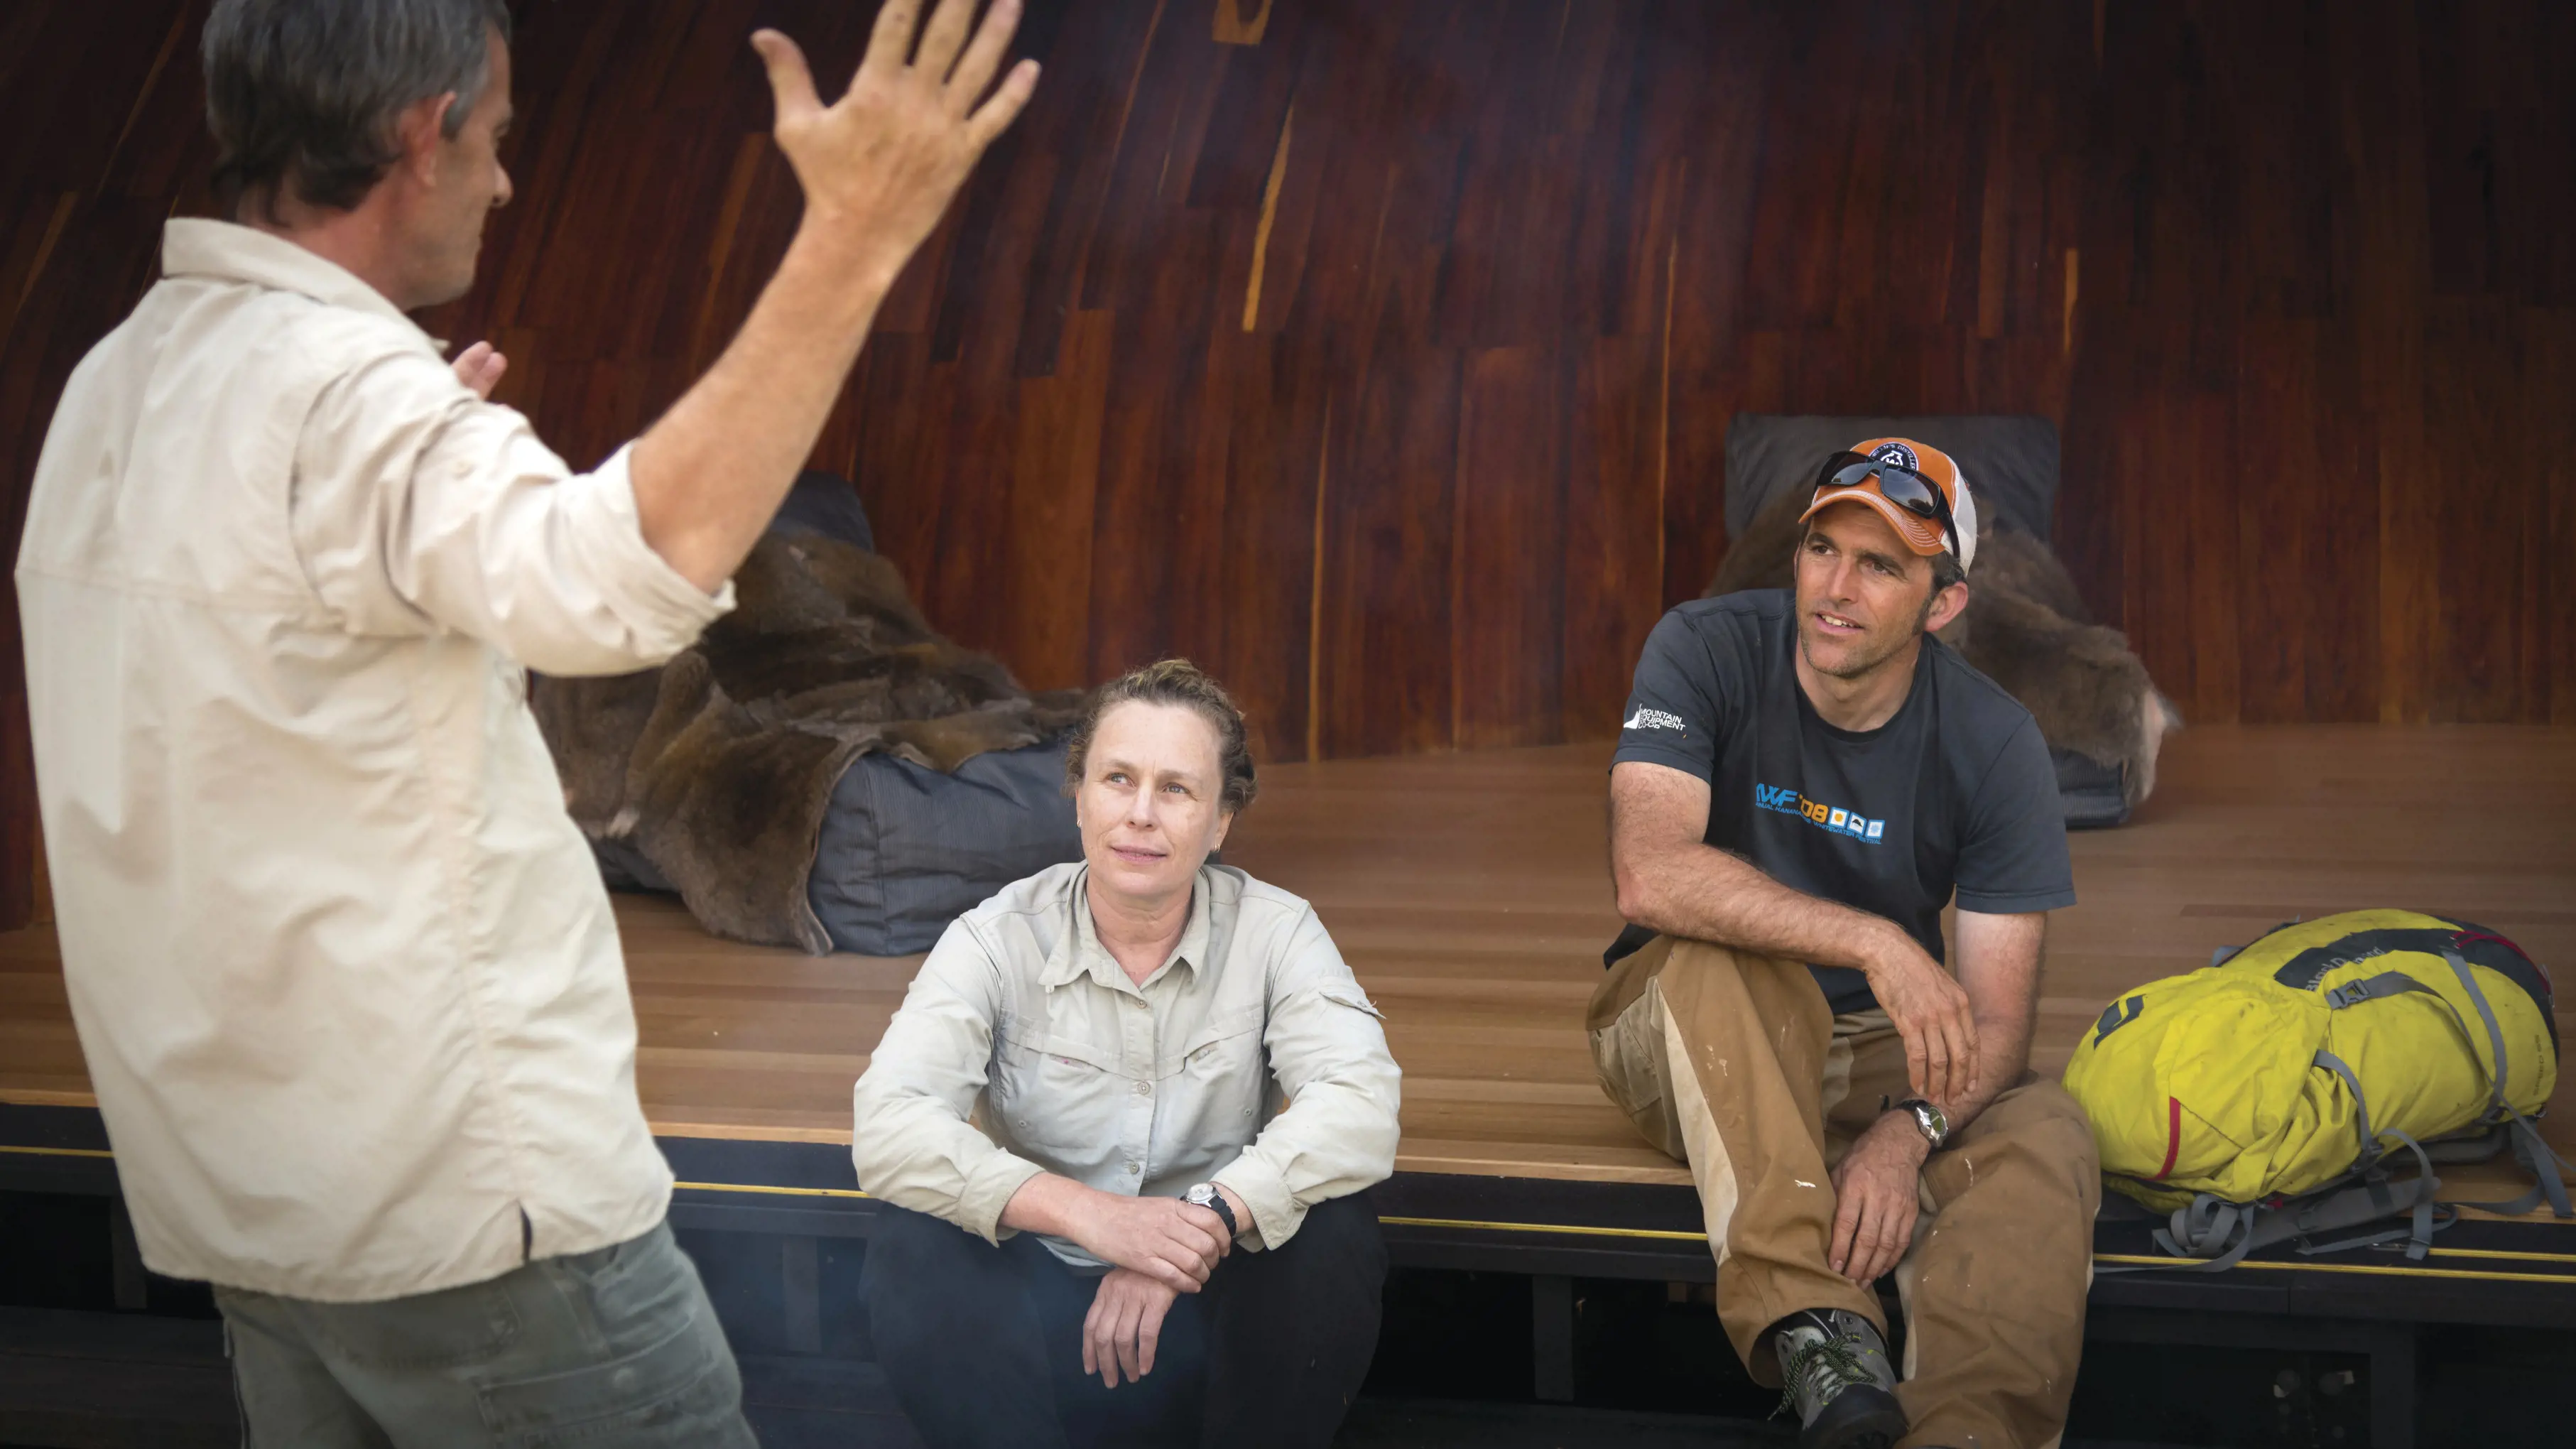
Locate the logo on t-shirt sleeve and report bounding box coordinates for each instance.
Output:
[1624,707,1686,733]
[1755,783,1884,842]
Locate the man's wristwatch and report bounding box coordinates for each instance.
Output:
[1893,1098,1949,1151]
[1184,1182,1239,1239]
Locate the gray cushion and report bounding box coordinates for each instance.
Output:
[770,469,876,553]
[2053,749,2132,830]
[1724,416,2060,540]
[808,739,1083,957]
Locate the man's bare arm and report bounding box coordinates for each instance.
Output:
[629,0,1038,592]
[1935,908,2044,1134]
[1610,761,1906,968]
[1609,759,1979,1105]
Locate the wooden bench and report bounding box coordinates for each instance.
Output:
[4,726,2571,1447]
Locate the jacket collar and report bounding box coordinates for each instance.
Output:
[161,219,430,338]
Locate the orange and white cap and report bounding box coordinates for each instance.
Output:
[1798,437,1979,574]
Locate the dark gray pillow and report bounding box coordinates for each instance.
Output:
[769,469,876,553]
[808,740,1083,957]
[1724,416,2060,540]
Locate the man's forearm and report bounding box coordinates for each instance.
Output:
[1619,840,1902,974]
[1933,911,2046,1132]
[628,223,897,592]
[1929,1001,2031,1134]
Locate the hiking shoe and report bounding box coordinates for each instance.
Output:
[1771,1308,1907,1449]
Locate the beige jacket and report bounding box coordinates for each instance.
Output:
[15,219,731,1302]
[853,862,1401,1266]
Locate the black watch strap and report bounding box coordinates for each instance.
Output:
[1191,1183,1239,1238]
[1894,1097,1949,1150]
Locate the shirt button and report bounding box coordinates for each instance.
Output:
[1133,1081,1151,1096]
[1125,1161,1141,1174]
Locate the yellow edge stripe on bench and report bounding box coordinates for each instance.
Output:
[1376,1214,2576,1277]
[674,1180,872,1200]
[2422,1246,2576,1264]
[1378,1214,1712,1242]
[11,1153,2575,1281]
[2089,1253,2576,1284]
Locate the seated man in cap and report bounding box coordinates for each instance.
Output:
[1590,439,2098,1449]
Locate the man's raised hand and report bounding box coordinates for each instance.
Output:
[749,0,1038,282]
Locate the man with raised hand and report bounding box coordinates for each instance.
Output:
[1590,440,2099,1449]
[16,0,1033,1440]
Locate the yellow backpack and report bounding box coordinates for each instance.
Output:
[2063,909,2567,1268]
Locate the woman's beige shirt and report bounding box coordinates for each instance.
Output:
[852,862,1402,1266]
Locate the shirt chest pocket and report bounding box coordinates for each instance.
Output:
[1157,1005,1267,1141]
[990,1026,1123,1157]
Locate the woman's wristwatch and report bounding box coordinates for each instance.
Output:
[1893,1097,1950,1151]
[1184,1182,1239,1239]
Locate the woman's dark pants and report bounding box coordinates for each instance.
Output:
[860,1192,1385,1449]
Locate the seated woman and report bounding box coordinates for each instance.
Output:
[853,659,1402,1449]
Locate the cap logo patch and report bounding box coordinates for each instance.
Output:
[1869,441,1920,471]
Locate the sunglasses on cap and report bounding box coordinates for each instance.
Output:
[1809,450,1961,560]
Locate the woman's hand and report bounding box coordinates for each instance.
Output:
[1065,1190,1230,1293]
[1083,1268,1180,1388]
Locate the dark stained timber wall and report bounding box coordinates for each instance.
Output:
[2,1,2571,928]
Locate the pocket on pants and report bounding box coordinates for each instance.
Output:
[1589,987,1670,1119]
[475,1309,741,1446]
[543,1227,702,1347]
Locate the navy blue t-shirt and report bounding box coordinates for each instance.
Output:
[1607,590,2075,1012]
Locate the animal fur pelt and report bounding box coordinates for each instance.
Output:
[1707,487,2180,810]
[534,533,1083,953]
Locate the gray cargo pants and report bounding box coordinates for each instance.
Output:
[214,1219,756,1448]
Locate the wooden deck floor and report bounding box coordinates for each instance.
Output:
[3,724,2571,1207]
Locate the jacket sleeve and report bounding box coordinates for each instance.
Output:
[289,347,731,676]
[1210,908,1403,1250]
[850,921,1048,1243]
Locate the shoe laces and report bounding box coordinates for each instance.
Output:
[1773,1327,1879,1420]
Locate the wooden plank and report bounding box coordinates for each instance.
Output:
[1212,332,1328,762]
[998,308,1114,692]
[1451,344,1567,749]
[1562,328,1667,742]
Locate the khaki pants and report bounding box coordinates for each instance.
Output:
[1587,936,2099,1449]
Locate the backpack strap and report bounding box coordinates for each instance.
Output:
[2131,1194,2260,1273]
[2438,949,2513,1124]
[2444,1117,2576,1220]
[2322,971,2438,1010]
[2283,1131,2448,1260]
[2313,1049,2386,1173]
[2425,950,2573,1221]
